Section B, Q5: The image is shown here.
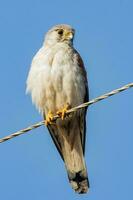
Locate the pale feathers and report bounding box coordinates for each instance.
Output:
[26,43,86,114]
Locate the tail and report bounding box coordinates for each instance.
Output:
[67,164,89,194]
[61,127,89,194]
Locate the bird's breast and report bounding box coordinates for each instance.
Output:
[27,45,86,114]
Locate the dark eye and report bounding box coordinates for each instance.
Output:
[58,29,63,35]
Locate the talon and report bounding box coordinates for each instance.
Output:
[56,103,70,120]
[45,111,54,125]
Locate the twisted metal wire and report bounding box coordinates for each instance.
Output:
[0,82,133,143]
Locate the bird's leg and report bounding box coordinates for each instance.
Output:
[45,111,54,126]
[56,103,70,120]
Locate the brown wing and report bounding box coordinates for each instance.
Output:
[79,87,89,155]
[44,114,64,160]
[75,49,89,154]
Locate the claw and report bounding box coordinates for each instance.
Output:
[45,111,54,126]
[56,103,70,120]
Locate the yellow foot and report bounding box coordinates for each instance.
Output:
[56,103,70,120]
[45,111,54,126]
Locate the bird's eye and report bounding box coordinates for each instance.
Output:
[58,30,63,35]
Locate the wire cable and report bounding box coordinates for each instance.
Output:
[0,82,132,143]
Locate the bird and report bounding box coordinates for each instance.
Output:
[26,24,89,194]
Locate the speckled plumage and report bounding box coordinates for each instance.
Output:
[26,24,89,194]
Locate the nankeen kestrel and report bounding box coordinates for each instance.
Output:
[26,24,89,194]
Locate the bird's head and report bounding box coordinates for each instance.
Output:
[44,24,75,46]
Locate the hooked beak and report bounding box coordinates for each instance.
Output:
[67,32,74,39]
[64,31,74,41]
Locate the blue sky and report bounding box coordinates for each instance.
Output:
[0,0,133,199]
